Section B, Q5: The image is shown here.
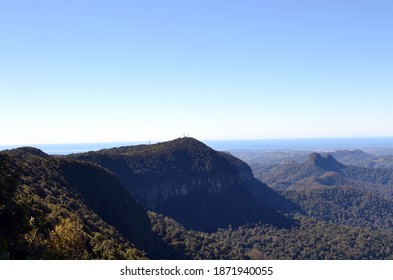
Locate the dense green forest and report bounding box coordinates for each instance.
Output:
[149,212,393,260]
[0,149,147,259]
[254,153,393,232]
[2,138,393,259]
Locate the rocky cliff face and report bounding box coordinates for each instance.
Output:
[73,138,254,208]
[72,138,295,231]
[134,159,255,209]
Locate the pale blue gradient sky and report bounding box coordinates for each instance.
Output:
[1,0,392,144]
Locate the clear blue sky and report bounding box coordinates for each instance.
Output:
[1,0,392,144]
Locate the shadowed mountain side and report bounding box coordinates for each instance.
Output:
[59,161,154,251]
[60,161,189,259]
[1,148,151,259]
[244,179,300,214]
[153,183,295,232]
[71,137,295,232]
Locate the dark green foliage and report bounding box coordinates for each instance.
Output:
[342,165,393,186]
[150,212,393,260]
[72,137,295,232]
[285,186,393,230]
[0,149,147,259]
[0,155,31,259]
[254,152,393,232]
[4,141,393,260]
[60,161,153,251]
[256,153,393,190]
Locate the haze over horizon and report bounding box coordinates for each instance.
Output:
[1,136,393,148]
[1,0,392,145]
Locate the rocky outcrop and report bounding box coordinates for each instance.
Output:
[306,152,345,172]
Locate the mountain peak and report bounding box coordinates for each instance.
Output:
[306,152,345,171]
[307,152,322,163]
[71,137,296,231]
[98,137,210,156]
[155,137,211,152]
[4,147,49,159]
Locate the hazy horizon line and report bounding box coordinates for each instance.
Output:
[1,136,393,148]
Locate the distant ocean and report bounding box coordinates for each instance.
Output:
[1,137,393,155]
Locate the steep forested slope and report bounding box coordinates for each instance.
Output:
[71,137,296,232]
[0,148,152,259]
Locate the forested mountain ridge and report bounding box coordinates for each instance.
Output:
[71,137,296,232]
[0,148,152,259]
[3,141,393,260]
[1,138,296,258]
[328,149,393,169]
[72,137,254,208]
[255,153,393,231]
[257,152,393,191]
[234,149,393,174]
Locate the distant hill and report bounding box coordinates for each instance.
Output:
[255,153,393,231]
[305,152,345,171]
[71,137,297,232]
[0,147,153,259]
[328,150,393,169]
[234,149,393,173]
[257,152,393,189]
